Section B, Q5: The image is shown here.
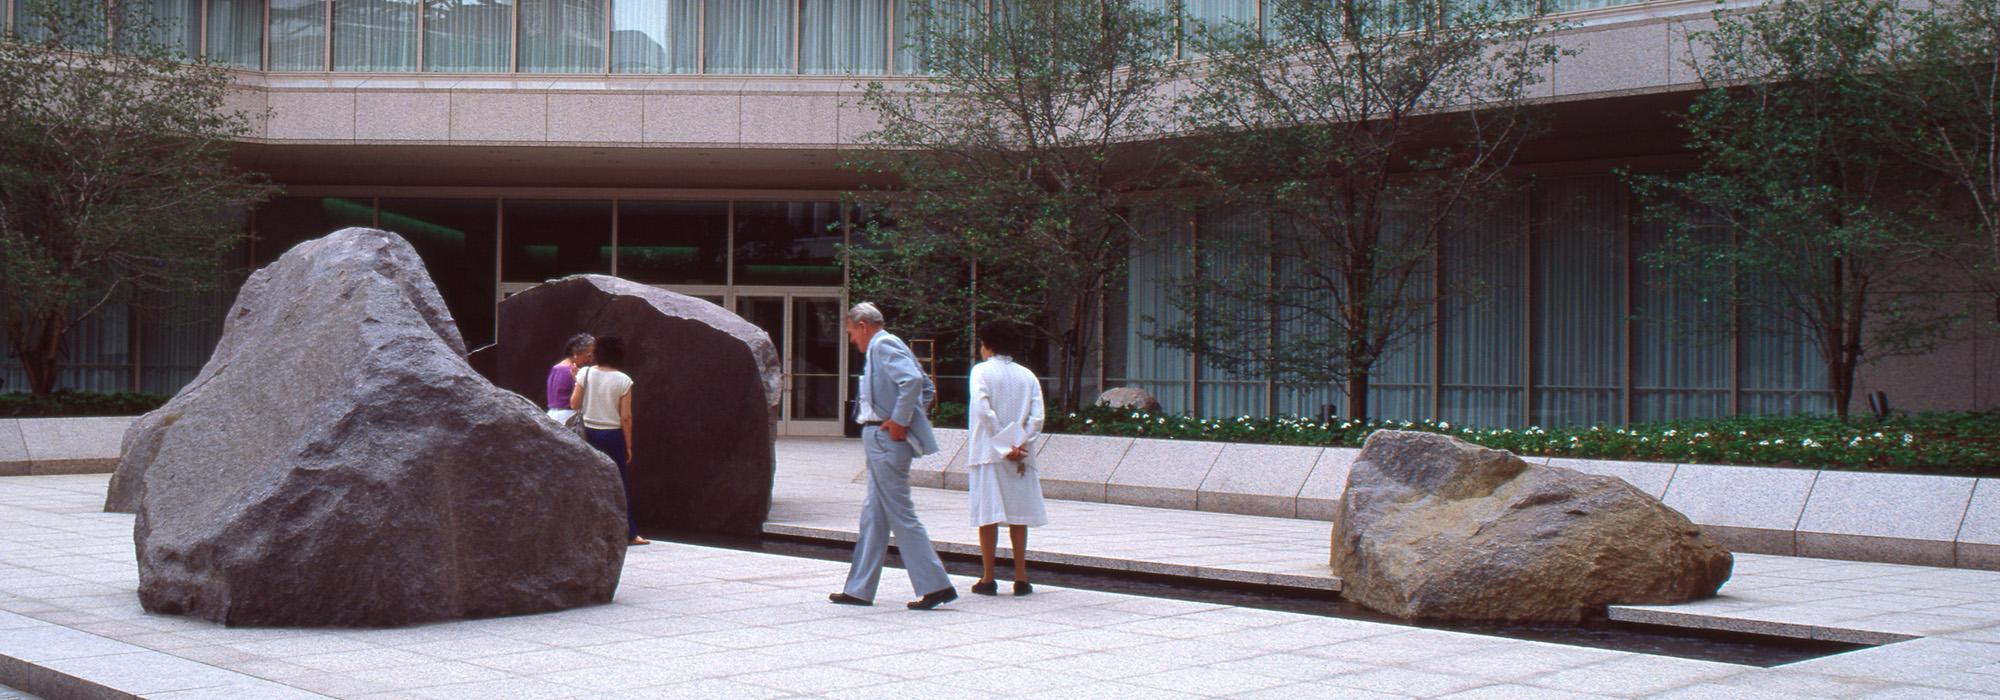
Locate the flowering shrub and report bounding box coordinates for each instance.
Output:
[1044,406,2000,477]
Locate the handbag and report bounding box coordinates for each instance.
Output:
[565,367,590,439]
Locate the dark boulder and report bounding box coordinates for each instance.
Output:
[1330,430,1733,623]
[477,275,781,537]
[113,228,627,627]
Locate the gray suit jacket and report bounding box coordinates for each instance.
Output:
[865,330,939,456]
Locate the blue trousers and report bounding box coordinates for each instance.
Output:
[584,428,638,539]
[842,426,952,601]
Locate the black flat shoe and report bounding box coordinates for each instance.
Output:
[971,580,998,596]
[1013,581,1034,596]
[828,593,873,606]
[907,587,958,610]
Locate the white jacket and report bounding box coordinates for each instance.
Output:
[966,356,1045,467]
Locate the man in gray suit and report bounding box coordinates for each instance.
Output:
[828,302,958,610]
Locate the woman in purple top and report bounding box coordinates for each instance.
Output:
[545,333,594,422]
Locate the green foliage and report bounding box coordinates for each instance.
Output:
[844,0,1182,411]
[1633,0,1965,419]
[0,0,276,395]
[1162,0,1565,420]
[930,400,968,428]
[0,391,168,417]
[1882,0,2000,324]
[1047,405,2000,477]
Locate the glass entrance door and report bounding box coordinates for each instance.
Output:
[737,293,847,436]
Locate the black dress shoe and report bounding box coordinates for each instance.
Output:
[971,580,998,596]
[828,592,873,606]
[906,587,958,610]
[1013,581,1034,596]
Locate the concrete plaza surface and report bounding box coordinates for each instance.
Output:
[0,444,1994,697]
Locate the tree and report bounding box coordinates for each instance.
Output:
[1159,0,1562,421]
[0,0,274,396]
[1636,0,1960,420]
[844,0,1180,411]
[1882,0,2000,324]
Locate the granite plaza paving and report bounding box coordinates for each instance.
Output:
[0,439,1997,698]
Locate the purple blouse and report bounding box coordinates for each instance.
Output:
[546,363,577,409]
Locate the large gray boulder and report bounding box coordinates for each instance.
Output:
[1097,387,1162,413]
[472,275,781,537]
[110,228,628,627]
[1330,430,1732,623]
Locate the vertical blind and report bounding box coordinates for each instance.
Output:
[518,0,603,73]
[135,0,201,56]
[801,0,889,75]
[332,0,417,71]
[206,0,263,67]
[1126,207,1194,415]
[268,0,326,70]
[1196,208,1269,417]
[1632,196,1730,421]
[1372,205,1433,423]
[704,0,792,75]
[610,0,697,73]
[1533,176,1625,427]
[425,0,512,72]
[1439,199,1525,428]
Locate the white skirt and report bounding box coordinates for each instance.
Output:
[546,408,576,423]
[967,460,1048,527]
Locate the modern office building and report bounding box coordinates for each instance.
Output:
[4,0,1994,435]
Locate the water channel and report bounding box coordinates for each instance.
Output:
[667,532,1879,669]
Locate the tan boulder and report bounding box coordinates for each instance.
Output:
[1330,430,1732,623]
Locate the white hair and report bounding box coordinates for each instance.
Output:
[846,302,885,326]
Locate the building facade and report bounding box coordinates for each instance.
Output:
[6,0,1995,433]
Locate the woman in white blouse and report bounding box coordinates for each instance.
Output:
[965,320,1047,596]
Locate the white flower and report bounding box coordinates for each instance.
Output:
[1440,421,1452,430]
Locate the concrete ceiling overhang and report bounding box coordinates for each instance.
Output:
[233,88,1704,192]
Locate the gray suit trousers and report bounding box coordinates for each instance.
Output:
[842,426,952,601]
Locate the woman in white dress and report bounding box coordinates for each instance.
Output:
[966,320,1047,596]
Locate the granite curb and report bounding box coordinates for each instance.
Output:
[0,418,131,477]
[914,428,2000,570]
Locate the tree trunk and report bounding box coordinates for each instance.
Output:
[1346,373,1370,422]
[21,354,58,396]
[16,316,63,396]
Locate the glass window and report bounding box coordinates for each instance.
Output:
[1124,207,1193,415]
[1181,0,1253,58]
[333,0,417,71]
[704,0,792,75]
[1740,280,1832,415]
[1194,208,1269,418]
[1533,176,1626,428]
[617,200,727,285]
[121,0,201,57]
[501,199,611,283]
[732,202,842,285]
[270,0,329,71]
[424,0,512,72]
[14,0,108,48]
[1367,202,1432,422]
[802,0,889,75]
[610,0,696,73]
[518,0,603,73]
[1439,201,1526,429]
[252,196,377,265]
[893,0,979,74]
[1632,198,1730,422]
[206,0,264,68]
[379,199,500,348]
